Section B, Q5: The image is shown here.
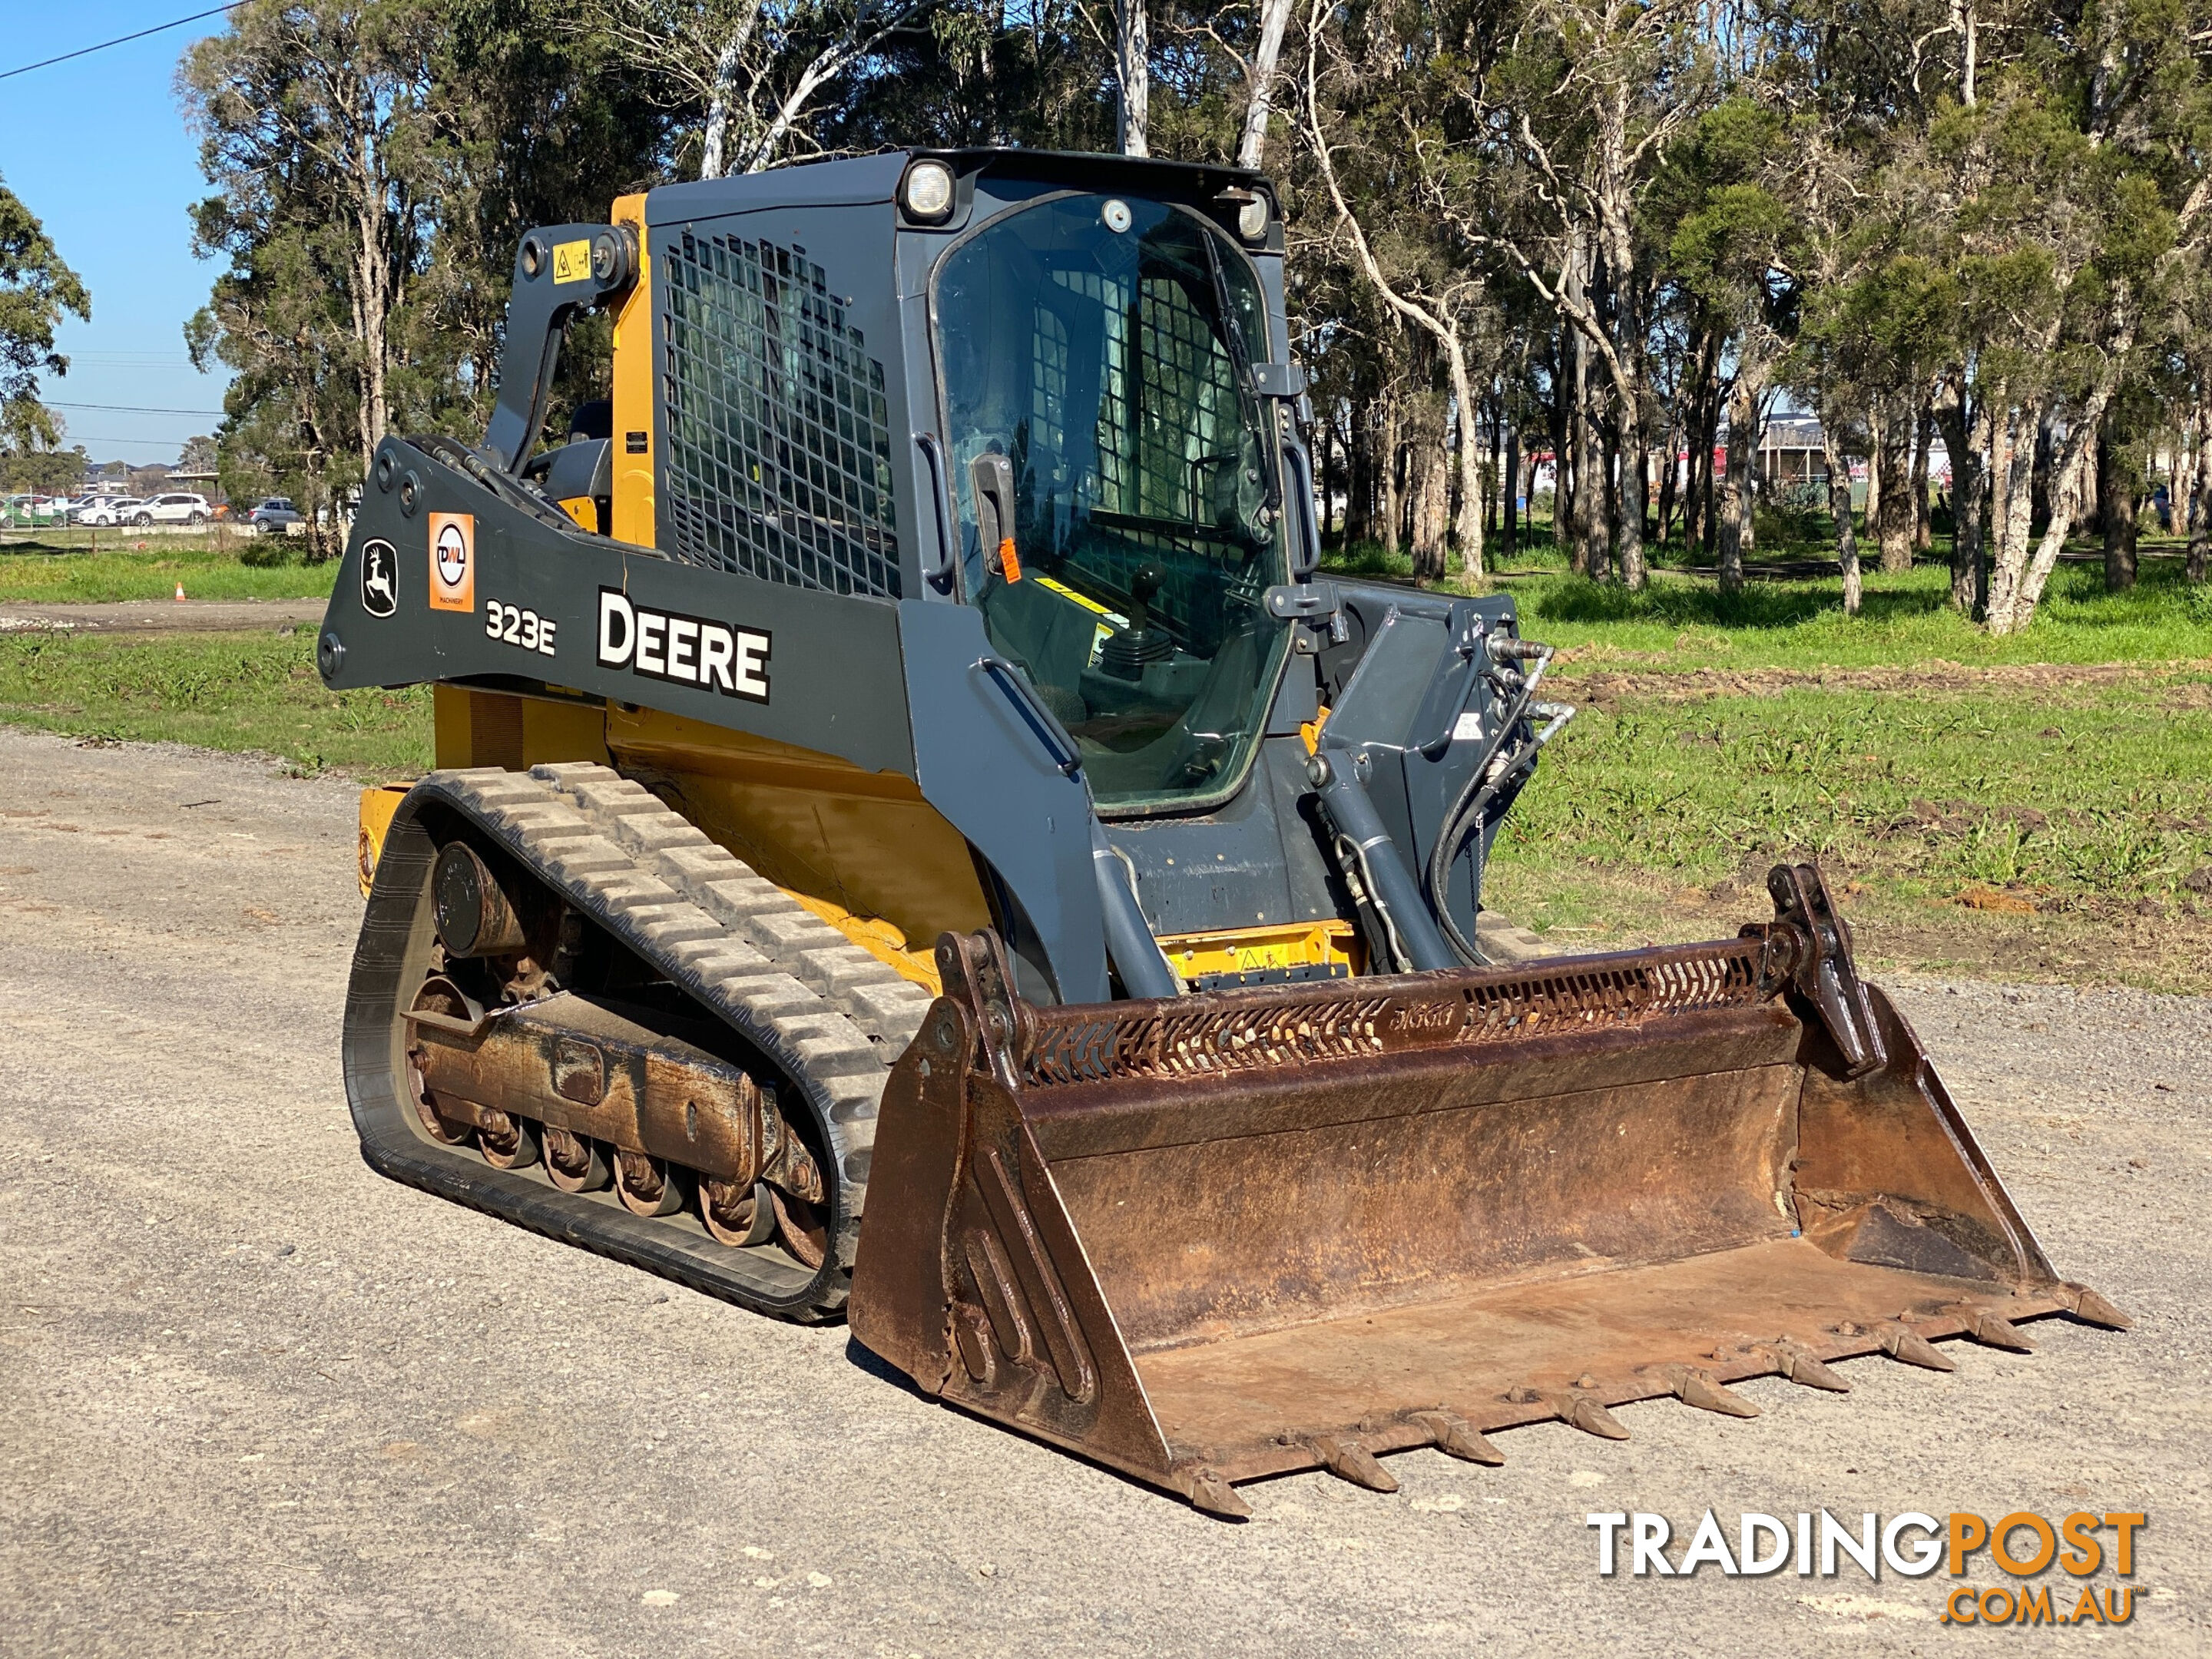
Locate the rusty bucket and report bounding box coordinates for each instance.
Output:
[849,866,2126,1515]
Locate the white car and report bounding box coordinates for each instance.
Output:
[132,493,212,526]
[78,498,143,527]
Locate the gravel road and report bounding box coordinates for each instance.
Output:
[0,599,329,634]
[0,729,2203,1657]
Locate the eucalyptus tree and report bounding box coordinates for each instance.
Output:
[0,173,91,459]
[1300,0,1496,578]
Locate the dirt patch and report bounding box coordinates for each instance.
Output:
[0,598,327,634]
[1488,860,2212,993]
[1552,657,2212,705]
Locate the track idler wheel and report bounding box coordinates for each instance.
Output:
[478,1111,541,1171]
[772,1189,829,1270]
[405,976,478,1146]
[701,1177,777,1247]
[544,1128,611,1193]
[614,1149,685,1217]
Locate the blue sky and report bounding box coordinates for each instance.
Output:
[1,2,239,464]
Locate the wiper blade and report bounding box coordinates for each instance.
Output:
[1199,230,1283,515]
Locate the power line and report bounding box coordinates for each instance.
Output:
[49,400,225,416]
[0,2,247,82]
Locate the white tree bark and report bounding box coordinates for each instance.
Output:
[1235,0,1295,170]
[1115,0,1150,157]
[1821,417,1862,614]
[1986,311,2136,633]
[1304,5,1482,577]
[698,9,761,180]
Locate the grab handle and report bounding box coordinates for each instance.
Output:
[975,656,1082,777]
[915,431,959,592]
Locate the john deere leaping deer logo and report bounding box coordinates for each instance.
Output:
[427,512,475,612]
[359,538,397,618]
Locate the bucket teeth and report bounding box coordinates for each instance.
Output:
[2057,1283,2133,1330]
[1174,1465,1251,1519]
[1766,1343,1851,1392]
[1561,1392,1630,1440]
[1669,1366,1760,1418]
[1952,1306,2035,1351]
[1309,1435,1399,1493]
[1511,1384,1629,1439]
[1879,1323,1957,1372]
[1411,1410,1505,1465]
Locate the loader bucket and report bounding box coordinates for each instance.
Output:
[849,866,2127,1513]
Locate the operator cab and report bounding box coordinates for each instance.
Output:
[933,190,1293,816]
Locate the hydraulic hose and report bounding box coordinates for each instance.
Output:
[1426,641,1555,966]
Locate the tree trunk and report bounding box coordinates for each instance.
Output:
[1548,342,1575,563]
[1862,404,1882,543]
[2029,406,2055,536]
[1381,398,1402,556]
[2100,415,2138,592]
[2173,412,2199,546]
[1912,405,1933,554]
[1932,377,1983,615]
[1600,417,1621,584]
[1233,0,1294,169]
[2194,392,2212,584]
[1718,373,1757,591]
[1654,419,1679,552]
[1445,352,1485,582]
[1877,396,1914,572]
[1114,0,1149,156]
[1999,328,2137,631]
[1346,396,1373,544]
[1984,391,2038,629]
[1823,423,1862,615]
[1568,379,1598,578]
[698,10,763,181]
[1616,409,1647,589]
[1408,433,1443,581]
[1502,426,1519,556]
[1687,391,1714,555]
[1486,399,1502,537]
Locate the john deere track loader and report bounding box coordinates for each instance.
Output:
[323,147,2122,1514]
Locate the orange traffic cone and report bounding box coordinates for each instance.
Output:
[174,583,187,601]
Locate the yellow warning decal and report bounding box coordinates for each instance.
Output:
[1035,575,1129,667]
[1034,575,1111,615]
[551,238,594,284]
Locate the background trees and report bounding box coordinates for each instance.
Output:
[181,0,2212,626]
[0,172,91,465]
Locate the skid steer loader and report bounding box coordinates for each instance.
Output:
[322,148,2124,1514]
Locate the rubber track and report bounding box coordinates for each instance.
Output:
[369,764,935,1313]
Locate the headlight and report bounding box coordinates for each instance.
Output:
[902,160,956,222]
[1237,197,1270,241]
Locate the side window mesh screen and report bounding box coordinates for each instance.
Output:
[661,230,901,598]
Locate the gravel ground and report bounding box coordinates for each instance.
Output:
[0,728,2203,1657]
[0,598,328,634]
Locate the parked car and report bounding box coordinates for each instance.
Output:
[245,497,305,530]
[131,493,212,526]
[2,495,68,527]
[78,498,143,527]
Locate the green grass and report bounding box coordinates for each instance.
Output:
[0,628,429,780]
[0,528,2204,989]
[1326,536,2212,671]
[0,531,340,603]
[1326,529,2212,986]
[1484,667,2212,990]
